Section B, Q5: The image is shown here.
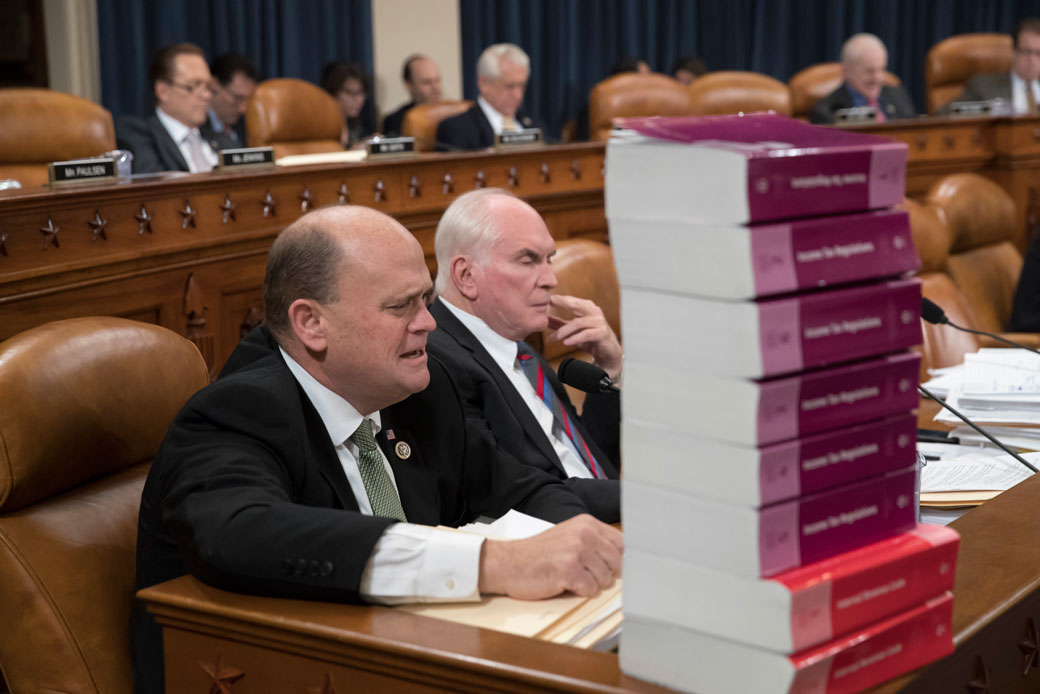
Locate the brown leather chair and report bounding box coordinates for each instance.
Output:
[0,317,209,694]
[688,71,792,116]
[925,33,1013,113]
[903,197,979,380]
[401,100,474,152]
[587,73,695,141]
[788,62,902,119]
[245,78,343,158]
[928,174,1028,340]
[535,239,620,409]
[0,88,115,188]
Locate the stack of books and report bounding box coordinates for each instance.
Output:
[606,113,958,694]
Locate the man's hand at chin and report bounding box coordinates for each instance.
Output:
[547,295,623,381]
[477,514,623,600]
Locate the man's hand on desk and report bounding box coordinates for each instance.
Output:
[548,295,623,381]
[477,514,623,599]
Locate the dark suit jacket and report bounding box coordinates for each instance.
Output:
[809,83,917,124]
[382,101,415,137]
[427,299,621,522]
[435,104,537,151]
[200,117,245,150]
[955,71,1013,104]
[116,113,235,174]
[133,326,586,693]
[1010,229,1040,331]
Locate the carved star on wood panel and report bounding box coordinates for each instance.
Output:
[373,179,386,202]
[306,673,337,694]
[261,190,277,217]
[220,194,236,223]
[966,654,990,694]
[409,175,421,198]
[508,166,519,188]
[39,216,60,249]
[0,232,8,257]
[474,169,486,188]
[299,187,314,212]
[442,172,454,195]
[178,199,197,229]
[570,159,581,180]
[337,181,350,204]
[198,655,244,694]
[134,204,153,235]
[87,209,108,242]
[540,162,551,183]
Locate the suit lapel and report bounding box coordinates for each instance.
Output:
[289,374,360,512]
[472,107,495,147]
[376,421,438,525]
[431,300,562,470]
[148,115,191,172]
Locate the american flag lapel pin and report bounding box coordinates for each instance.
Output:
[385,429,396,440]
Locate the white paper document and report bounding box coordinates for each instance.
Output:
[920,449,1037,492]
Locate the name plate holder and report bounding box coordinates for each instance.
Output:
[495,128,544,148]
[950,99,1009,117]
[48,157,117,186]
[218,147,275,170]
[366,137,417,159]
[834,107,878,124]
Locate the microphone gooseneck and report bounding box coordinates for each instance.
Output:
[921,297,1040,355]
[918,385,1038,473]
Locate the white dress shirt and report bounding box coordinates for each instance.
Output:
[279,347,483,604]
[477,96,510,135]
[1010,71,1040,114]
[155,107,219,173]
[440,299,594,480]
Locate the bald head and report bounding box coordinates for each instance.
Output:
[841,33,888,101]
[264,205,421,345]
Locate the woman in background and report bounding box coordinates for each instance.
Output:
[321,60,371,149]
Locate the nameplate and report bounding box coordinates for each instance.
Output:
[218,147,275,170]
[366,137,416,158]
[949,100,998,116]
[495,128,543,148]
[48,158,116,185]
[834,107,878,123]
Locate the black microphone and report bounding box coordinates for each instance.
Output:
[558,357,619,393]
[918,385,1038,472]
[921,297,1040,355]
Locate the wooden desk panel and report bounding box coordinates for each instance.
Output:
[0,144,607,373]
[141,474,1040,694]
[142,577,674,694]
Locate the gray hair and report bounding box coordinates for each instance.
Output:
[841,33,887,66]
[476,43,530,79]
[434,188,516,294]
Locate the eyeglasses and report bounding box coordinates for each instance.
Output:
[168,80,211,96]
[338,87,366,98]
[1017,48,1040,58]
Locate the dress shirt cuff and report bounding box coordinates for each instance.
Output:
[360,523,484,605]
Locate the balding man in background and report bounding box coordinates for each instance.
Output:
[133,204,622,693]
[810,33,916,124]
[428,189,622,523]
[382,54,443,137]
[437,43,535,150]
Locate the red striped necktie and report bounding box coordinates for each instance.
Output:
[516,342,604,479]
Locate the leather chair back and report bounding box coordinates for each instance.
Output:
[0,317,209,694]
[588,73,695,142]
[902,197,980,381]
[245,78,343,158]
[925,33,1013,113]
[929,173,1022,335]
[688,71,792,116]
[536,239,620,409]
[401,100,474,152]
[788,62,902,119]
[0,88,115,188]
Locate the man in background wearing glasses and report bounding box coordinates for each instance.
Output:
[945,19,1040,113]
[116,43,236,174]
[204,52,258,149]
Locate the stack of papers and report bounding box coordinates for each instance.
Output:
[919,446,1036,507]
[929,349,1040,426]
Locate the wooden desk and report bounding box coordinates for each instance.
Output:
[0,144,606,374]
[140,475,1040,694]
[850,114,1040,252]
[140,577,673,694]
